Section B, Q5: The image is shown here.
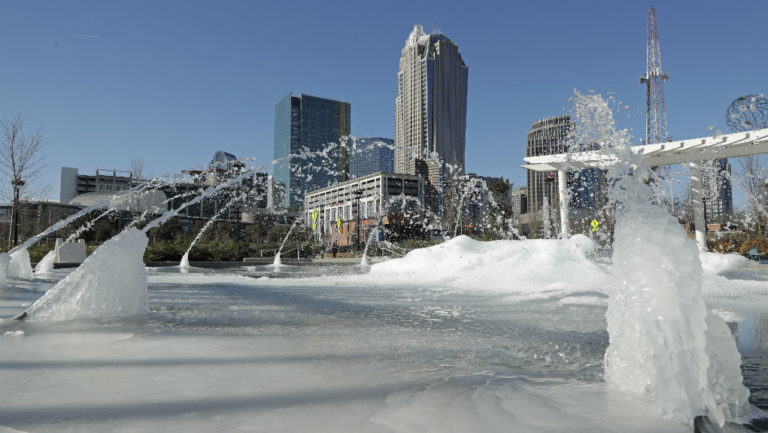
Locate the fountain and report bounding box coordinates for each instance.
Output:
[33,249,56,276]
[360,225,382,266]
[540,196,554,239]
[273,217,302,267]
[568,90,750,428]
[21,228,148,321]
[1,127,766,433]
[179,192,246,270]
[4,179,201,281]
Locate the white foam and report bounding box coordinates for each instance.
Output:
[368,235,608,296]
[700,251,750,275]
[26,228,149,321]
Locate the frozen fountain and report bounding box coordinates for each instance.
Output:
[2,127,766,433]
[541,196,553,239]
[273,218,302,267]
[179,191,246,270]
[33,249,56,276]
[20,228,148,321]
[568,90,750,428]
[360,225,382,266]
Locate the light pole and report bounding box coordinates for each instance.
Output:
[354,189,362,254]
[9,177,25,248]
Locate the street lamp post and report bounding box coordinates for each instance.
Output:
[354,189,362,255]
[10,177,25,248]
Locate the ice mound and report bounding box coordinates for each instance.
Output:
[605,201,750,426]
[369,235,608,294]
[0,253,10,285]
[7,249,33,279]
[179,252,190,269]
[699,251,750,275]
[26,228,149,321]
[33,250,55,276]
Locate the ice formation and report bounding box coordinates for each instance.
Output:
[33,250,56,276]
[370,234,607,294]
[0,253,9,286]
[180,193,244,269]
[699,251,750,276]
[606,199,750,425]
[25,228,149,321]
[179,251,190,269]
[7,249,33,280]
[568,90,752,426]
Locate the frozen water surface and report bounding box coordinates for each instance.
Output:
[1,237,767,432]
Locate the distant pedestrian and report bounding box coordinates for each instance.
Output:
[332,242,338,258]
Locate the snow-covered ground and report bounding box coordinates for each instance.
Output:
[0,237,766,432]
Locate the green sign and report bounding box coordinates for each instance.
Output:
[336,217,341,231]
[590,219,600,232]
[312,208,318,230]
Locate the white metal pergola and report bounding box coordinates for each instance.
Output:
[522,127,768,250]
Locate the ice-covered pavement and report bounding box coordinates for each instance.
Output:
[0,238,767,432]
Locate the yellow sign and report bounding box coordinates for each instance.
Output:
[590,219,600,232]
[312,209,318,230]
[336,217,341,231]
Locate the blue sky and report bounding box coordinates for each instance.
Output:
[1,0,767,201]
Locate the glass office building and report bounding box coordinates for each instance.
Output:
[273,93,351,209]
[349,137,394,179]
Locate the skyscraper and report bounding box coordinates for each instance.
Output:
[702,158,733,224]
[525,116,604,214]
[395,25,468,175]
[526,116,570,213]
[273,93,351,209]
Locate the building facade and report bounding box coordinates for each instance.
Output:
[526,116,571,214]
[60,167,138,204]
[349,137,395,179]
[701,158,733,223]
[510,187,528,216]
[524,116,606,238]
[304,171,424,247]
[274,93,351,209]
[395,25,468,175]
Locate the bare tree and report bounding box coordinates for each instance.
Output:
[733,155,768,233]
[130,157,146,181]
[0,114,46,248]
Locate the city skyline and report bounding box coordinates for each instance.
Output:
[1,1,767,206]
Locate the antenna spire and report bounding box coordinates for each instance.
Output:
[640,6,670,144]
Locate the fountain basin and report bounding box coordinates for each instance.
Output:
[0,245,766,432]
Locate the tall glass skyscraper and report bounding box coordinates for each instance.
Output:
[273,93,351,209]
[349,137,394,178]
[395,25,468,175]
